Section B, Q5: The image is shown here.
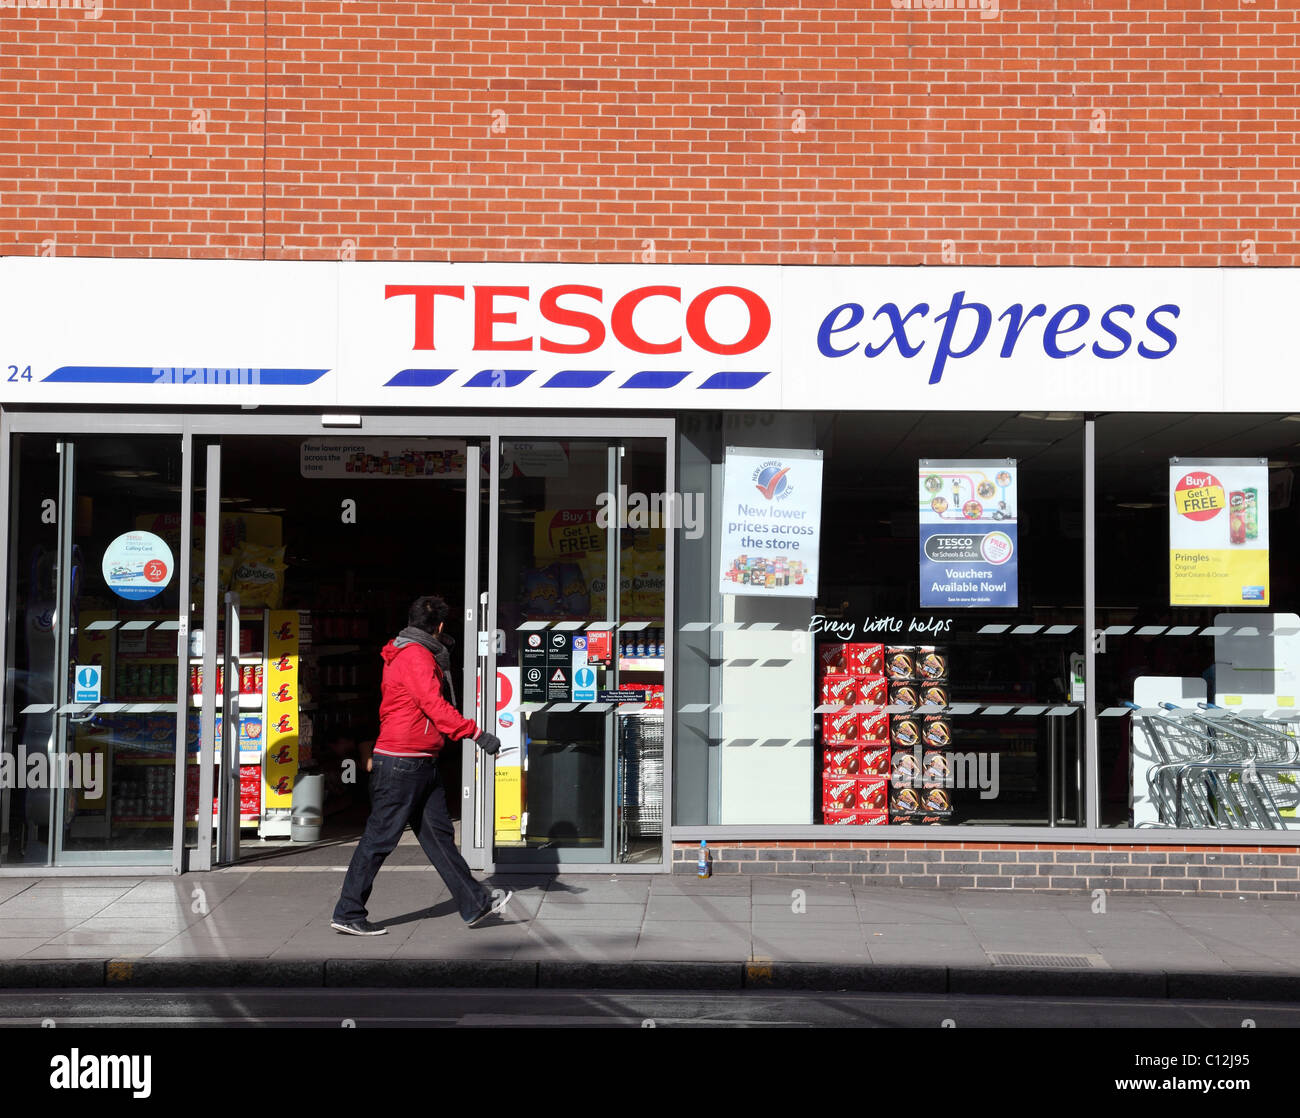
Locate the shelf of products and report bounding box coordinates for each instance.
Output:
[819,642,956,826]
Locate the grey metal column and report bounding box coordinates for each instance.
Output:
[460,442,486,870]
[170,427,194,874]
[192,443,221,871]
[606,444,619,864]
[661,425,676,864]
[480,434,499,872]
[0,412,15,864]
[1084,417,1100,829]
[48,440,75,866]
[217,592,241,865]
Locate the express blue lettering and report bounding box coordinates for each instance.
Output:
[996,303,1048,357]
[1138,304,1179,358]
[1042,303,1090,358]
[1092,304,1134,358]
[928,291,992,383]
[863,303,929,358]
[816,302,865,357]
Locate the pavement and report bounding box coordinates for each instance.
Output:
[4,834,1300,1000]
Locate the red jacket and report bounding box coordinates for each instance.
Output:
[373,640,478,758]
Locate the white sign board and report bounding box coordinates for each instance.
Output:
[300,438,468,478]
[2,259,1295,413]
[717,446,822,597]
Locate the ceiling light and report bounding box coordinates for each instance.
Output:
[1117,501,1159,509]
[1017,412,1082,422]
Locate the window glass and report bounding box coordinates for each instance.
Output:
[675,411,1086,829]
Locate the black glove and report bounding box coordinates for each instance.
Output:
[476,730,502,755]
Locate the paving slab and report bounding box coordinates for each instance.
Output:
[3,866,1300,991]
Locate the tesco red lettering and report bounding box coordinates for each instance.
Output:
[538,285,606,354]
[686,286,772,355]
[384,284,464,350]
[472,285,531,351]
[385,282,771,355]
[610,286,683,354]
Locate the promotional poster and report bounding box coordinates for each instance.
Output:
[918,460,1018,608]
[1169,458,1270,606]
[718,446,823,598]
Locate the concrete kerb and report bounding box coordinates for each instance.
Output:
[325,959,538,988]
[1,959,1299,1000]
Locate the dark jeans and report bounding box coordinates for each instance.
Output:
[333,753,490,924]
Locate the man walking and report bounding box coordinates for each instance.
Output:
[331,595,511,935]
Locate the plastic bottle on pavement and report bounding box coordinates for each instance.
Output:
[697,839,711,878]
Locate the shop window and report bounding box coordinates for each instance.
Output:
[675,411,1086,829]
[1097,413,1300,831]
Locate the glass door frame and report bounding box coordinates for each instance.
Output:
[475,419,676,875]
[0,411,675,875]
[0,412,192,871]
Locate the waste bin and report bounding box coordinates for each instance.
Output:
[290,765,324,842]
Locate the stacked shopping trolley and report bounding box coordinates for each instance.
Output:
[1129,701,1300,828]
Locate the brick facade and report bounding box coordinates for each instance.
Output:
[673,843,1300,898]
[3,3,1298,263]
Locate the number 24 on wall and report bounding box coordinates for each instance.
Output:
[6,366,31,382]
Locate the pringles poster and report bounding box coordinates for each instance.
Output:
[718,446,824,598]
[919,460,1018,608]
[1169,458,1269,606]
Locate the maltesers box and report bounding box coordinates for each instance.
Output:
[822,708,861,742]
[818,644,846,674]
[822,775,858,812]
[823,810,866,825]
[821,673,858,707]
[859,710,890,743]
[844,642,884,675]
[859,743,890,775]
[859,810,889,825]
[822,743,860,776]
[856,775,889,813]
[855,674,889,708]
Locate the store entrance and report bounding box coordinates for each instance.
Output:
[0,420,673,875]
[188,435,479,863]
[481,434,671,869]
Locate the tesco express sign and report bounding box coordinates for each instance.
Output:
[0,260,1266,410]
[382,280,1177,386]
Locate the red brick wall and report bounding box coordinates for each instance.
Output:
[2,2,1297,264]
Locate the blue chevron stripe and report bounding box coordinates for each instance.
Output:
[384,368,457,387]
[698,371,770,390]
[619,370,690,389]
[44,366,327,385]
[463,369,534,387]
[542,370,614,388]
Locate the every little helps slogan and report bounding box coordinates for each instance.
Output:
[1169,459,1270,606]
[718,446,823,597]
[919,460,1018,608]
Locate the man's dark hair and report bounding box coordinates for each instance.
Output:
[408,595,450,634]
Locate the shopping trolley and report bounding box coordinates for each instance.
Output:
[1128,701,1300,828]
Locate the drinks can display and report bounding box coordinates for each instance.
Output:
[1229,490,1247,545]
[1243,487,1259,540]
